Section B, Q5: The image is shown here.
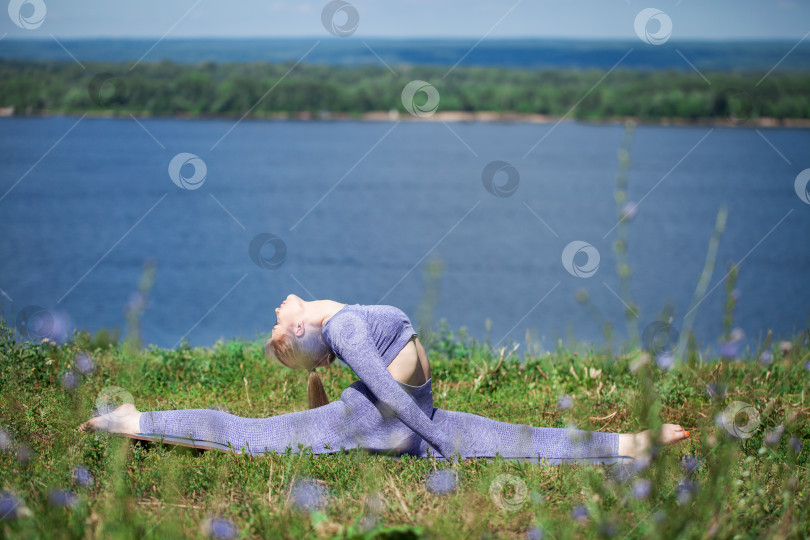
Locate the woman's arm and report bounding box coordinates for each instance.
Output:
[323,311,458,460]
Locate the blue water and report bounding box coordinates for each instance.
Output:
[1,116,808,355]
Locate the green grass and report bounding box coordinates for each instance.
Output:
[0,318,808,539]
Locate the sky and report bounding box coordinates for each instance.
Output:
[2,0,809,41]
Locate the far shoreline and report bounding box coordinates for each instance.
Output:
[2,108,810,128]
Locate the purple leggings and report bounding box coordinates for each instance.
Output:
[139,378,620,462]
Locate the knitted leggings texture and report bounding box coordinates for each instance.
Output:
[139,378,618,458]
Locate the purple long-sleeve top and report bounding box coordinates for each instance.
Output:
[321,303,456,460]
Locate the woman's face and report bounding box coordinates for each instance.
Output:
[272,294,306,339]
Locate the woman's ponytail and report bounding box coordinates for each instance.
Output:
[307,368,330,409]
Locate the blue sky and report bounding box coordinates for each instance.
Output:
[3,0,809,40]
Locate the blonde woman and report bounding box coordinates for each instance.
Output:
[81,295,689,462]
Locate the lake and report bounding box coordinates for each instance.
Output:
[1,116,808,357]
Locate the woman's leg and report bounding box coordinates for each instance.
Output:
[422,407,619,460]
[108,381,389,456]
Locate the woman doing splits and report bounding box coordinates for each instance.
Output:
[81,295,689,462]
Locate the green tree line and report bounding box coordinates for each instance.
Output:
[1,59,809,120]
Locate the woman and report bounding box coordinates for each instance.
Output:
[81,295,689,462]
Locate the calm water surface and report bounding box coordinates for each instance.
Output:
[1,117,808,355]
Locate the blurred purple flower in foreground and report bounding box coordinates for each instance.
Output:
[557,395,573,411]
[526,526,544,540]
[73,466,94,488]
[677,478,699,505]
[48,488,78,508]
[764,424,785,447]
[632,478,651,499]
[289,478,329,511]
[75,353,95,375]
[655,352,674,371]
[0,490,30,521]
[425,469,459,495]
[204,517,238,539]
[571,505,589,523]
[759,351,772,365]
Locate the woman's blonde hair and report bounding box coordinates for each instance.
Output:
[265,326,336,409]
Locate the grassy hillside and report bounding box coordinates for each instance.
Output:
[0,316,808,539]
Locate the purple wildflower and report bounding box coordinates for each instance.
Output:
[206,517,238,539]
[759,351,772,365]
[61,370,79,391]
[425,469,458,495]
[557,395,573,411]
[655,351,674,371]
[680,455,701,474]
[0,491,29,521]
[75,353,95,375]
[764,424,785,447]
[789,436,802,454]
[526,526,544,540]
[621,201,638,221]
[677,478,698,505]
[719,340,739,359]
[571,505,589,523]
[289,478,329,511]
[48,488,78,508]
[73,466,94,488]
[632,478,651,499]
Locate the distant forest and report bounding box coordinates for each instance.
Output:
[1,59,809,120]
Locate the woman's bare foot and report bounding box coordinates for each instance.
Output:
[618,423,690,458]
[79,403,142,435]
